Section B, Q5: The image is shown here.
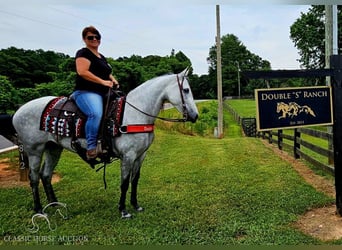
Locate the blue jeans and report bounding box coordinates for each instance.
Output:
[71,90,103,150]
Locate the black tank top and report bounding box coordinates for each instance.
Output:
[74,47,112,96]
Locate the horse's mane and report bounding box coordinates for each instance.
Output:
[148,72,173,82]
[134,72,174,88]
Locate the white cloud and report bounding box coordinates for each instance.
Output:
[0,1,310,75]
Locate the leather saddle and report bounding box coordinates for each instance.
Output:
[40,92,126,167]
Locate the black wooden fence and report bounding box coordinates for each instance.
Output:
[225,102,334,175]
[260,128,334,174]
[241,55,342,215]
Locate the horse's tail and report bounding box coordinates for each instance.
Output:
[0,114,17,143]
[307,107,316,117]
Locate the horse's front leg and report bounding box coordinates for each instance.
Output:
[130,153,146,212]
[118,159,132,218]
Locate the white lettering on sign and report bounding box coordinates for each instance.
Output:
[303,91,327,98]
[261,90,328,101]
[261,93,292,101]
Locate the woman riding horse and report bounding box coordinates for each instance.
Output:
[72,26,119,160]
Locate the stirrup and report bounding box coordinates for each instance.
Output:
[96,140,108,155]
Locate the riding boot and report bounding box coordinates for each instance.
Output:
[96,140,108,155]
[86,148,97,160]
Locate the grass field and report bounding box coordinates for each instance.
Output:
[0,101,336,245]
[226,99,333,177]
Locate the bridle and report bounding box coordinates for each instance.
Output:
[125,72,190,122]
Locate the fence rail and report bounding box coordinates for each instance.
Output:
[225,102,335,175]
[261,129,334,175]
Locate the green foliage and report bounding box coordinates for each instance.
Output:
[111,51,191,94]
[155,101,219,137]
[290,5,342,71]
[0,47,69,88]
[155,101,241,138]
[0,76,18,113]
[207,34,271,97]
[0,47,194,110]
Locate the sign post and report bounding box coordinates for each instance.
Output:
[331,55,342,215]
[244,55,342,216]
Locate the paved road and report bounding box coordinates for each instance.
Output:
[0,135,17,153]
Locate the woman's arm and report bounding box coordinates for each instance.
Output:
[76,57,113,88]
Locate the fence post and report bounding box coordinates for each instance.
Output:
[18,142,29,181]
[278,130,283,150]
[294,129,300,159]
[331,55,342,216]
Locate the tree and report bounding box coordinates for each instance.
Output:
[207,34,271,97]
[0,47,71,88]
[0,47,197,107]
[290,5,342,69]
[0,75,18,112]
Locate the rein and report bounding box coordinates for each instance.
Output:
[124,73,189,123]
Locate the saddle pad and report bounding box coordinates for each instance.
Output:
[40,96,126,138]
[40,97,86,138]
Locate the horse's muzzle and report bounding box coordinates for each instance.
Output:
[188,113,198,123]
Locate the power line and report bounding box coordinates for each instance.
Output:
[0,9,76,33]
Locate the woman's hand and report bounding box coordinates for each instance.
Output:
[110,76,119,89]
[102,80,114,88]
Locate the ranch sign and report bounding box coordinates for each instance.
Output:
[255,86,333,131]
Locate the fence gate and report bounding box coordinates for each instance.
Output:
[243,55,342,216]
[241,118,256,137]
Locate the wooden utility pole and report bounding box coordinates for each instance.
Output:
[236,61,241,98]
[325,5,332,84]
[325,5,333,165]
[325,5,338,165]
[216,5,223,138]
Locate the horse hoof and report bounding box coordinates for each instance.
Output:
[121,211,132,219]
[135,206,144,212]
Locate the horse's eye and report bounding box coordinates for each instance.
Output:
[183,88,190,94]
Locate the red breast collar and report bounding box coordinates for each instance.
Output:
[119,124,154,134]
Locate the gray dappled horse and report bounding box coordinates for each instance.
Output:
[12,69,198,218]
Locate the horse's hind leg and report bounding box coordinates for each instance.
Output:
[40,142,63,204]
[27,153,44,213]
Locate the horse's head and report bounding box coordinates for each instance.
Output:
[276,102,283,113]
[166,68,199,123]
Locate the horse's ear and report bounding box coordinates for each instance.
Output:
[180,67,191,77]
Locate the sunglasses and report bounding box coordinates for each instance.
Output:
[86,35,101,41]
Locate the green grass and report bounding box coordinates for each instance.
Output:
[226,99,256,117]
[0,101,335,245]
[156,101,242,138]
[226,99,333,177]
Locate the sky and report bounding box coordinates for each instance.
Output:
[0,0,330,75]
